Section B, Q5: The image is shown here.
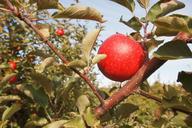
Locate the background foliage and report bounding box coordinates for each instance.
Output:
[0,0,192,127]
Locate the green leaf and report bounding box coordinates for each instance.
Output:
[2,103,22,121]
[185,115,192,127]
[26,86,49,107]
[24,118,48,128]
[153,40,192,60]
[97,88,110,99]
[16,84,33,99]
[31,73,54,98]
[29,0,36,4]
[59,77,78,99]
[155,27,179,37]
[140,80,150,92]
[147,0,185,21]
[66,60,87,69]
[171,14,192,32]
[29,50,50,58]
[76,95,90,115]
[162,96,192,113]
[81,28,101,62]
[43,120,67,128]
[116,103,139,119]
[35,24,50,38]
[145,38,164,52]
[111,0,135,12]
[59,65,73,76]
[92,54,107,65]
[0,95,21,104]
[152,118,168,128]
[35,57,55,73]
[163,85,177,100]
[154,15,192,34]
[32,0,59,10]
[130,32,143,41]
[0,26,2,33]
[0,63,8,69]
[0,73,17,86]
[120,16,142,32]
[83,107,100,127]
[63,116,86,128]
[137,0,150,9]
[177,71,192,93]
[52,5,104,23]
[0,120,8,128]
[171,112,189,127]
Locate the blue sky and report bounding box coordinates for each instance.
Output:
[61,0,192,86]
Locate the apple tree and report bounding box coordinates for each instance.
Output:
[0,0,192,127]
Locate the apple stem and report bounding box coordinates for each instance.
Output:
[4,0,104,105]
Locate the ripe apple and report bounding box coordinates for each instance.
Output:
[55,28,64,36]
[8,61,17,70]
[9,75,17,84]
[98,34,145,82]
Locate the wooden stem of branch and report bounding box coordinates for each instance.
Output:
[95,58,166,117]
[136,89,162,102]
[4,0,104,105]
[137,89,192,115]
[95,51,191,117]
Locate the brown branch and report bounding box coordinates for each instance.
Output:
[95,58,166,117]
[0,7,12,12]
[136,89,162,102]
[4,0,104,105]
[95,23,192,118]
[136,89,192,115]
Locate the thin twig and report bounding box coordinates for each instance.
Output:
[135,89,162,102]
[0,7,12,12]
[4,0,104,105]
[143,22,148,41]
[29,18,49,22]
[136,89,192,115]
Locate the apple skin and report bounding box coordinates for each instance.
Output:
[9,75,17,84]
[8,61,17,70]
[55,28,65,36]
[98,34,145,82]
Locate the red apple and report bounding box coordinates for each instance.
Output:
[9,75,17,84]
[55,28,64,36]
[8,61,17,70]
[98,34,145,82]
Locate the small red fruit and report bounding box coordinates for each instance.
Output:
[8,61,17,70]
[98,34,145,82]
[9,75,17,84]
[55,28,64,36]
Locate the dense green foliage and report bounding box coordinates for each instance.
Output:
[0,0,192,127]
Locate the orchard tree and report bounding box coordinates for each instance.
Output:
[0,0,192,127]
